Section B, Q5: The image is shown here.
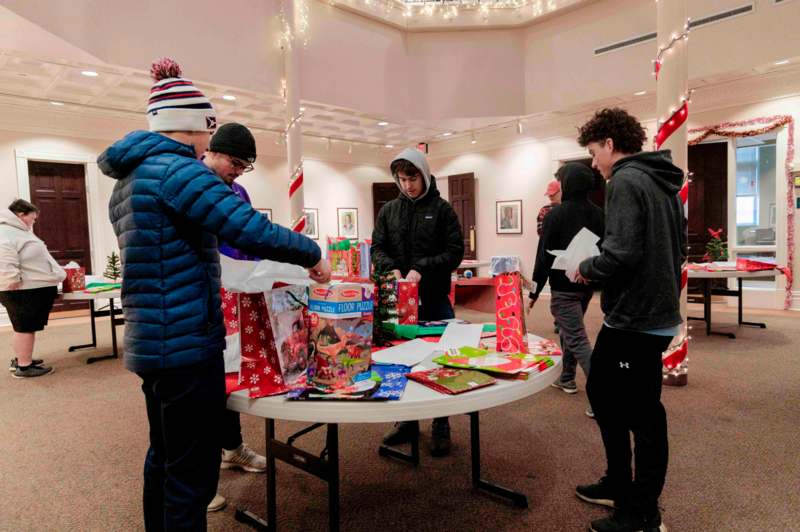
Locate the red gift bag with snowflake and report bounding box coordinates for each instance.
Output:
[236,292,289,398]
[396,280,419,325]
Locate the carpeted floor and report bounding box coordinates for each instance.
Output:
[1,300,798,532]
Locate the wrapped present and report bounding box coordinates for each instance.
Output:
[62,262,86,293]
[308,282,374,388]
[327,238,372,279]
[237,292,289,398]
[495,271,529,353]
[396,280,419,325]
[265,285,309,387]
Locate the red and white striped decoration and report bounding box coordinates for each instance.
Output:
[655,0,691,381]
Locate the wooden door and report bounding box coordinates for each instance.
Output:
[447,173,476,260]
[28,161,92,312]
[372,182,398,225]
[687,142,728,291]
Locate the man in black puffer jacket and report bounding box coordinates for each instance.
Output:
[372,147,464,457]
[529,162,604,402]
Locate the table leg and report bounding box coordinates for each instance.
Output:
[469,412,528,508]
[704,279,711,336]
[378,421,420,465]
[69,299,98,352]
[327,424,340,532]
[737,277,768,329]
[87,298,121,364]
[236,420,341,531]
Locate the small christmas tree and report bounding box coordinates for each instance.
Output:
[104,250,122,281]
[703,228,728,262]
[372,268,398,347]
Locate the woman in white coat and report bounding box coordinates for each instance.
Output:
[0,199,65,378]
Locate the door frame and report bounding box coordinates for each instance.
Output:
[14,149,103,275]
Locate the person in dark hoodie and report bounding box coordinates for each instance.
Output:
[372,148,465,457]
[573,108,685,532]
[99,59,330,531]
[528,163,604,407]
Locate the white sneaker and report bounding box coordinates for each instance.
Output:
[207,493,227,512]
[221,443,266,473]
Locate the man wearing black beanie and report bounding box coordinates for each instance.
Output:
[203,123,266,513]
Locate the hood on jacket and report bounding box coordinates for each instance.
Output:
[98,130,197,180]
[391,147,433,201]
[556,162,595,201]
[0,208,29,232]
[613,150,684,195]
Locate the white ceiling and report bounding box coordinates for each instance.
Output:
[1,47,799,151]
[329,0,595,31]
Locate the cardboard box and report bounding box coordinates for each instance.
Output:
[307,282,374,388]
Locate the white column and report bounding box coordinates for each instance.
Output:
[283,0,305,232]
[656,0,689,385]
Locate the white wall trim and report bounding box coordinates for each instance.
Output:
[14,149,103,275]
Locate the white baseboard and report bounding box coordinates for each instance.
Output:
[792,290,800,311]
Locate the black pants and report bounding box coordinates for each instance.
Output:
[138,356,226,532]
[586,325,672,513]
[419,293,454,322]
[221,407,243,451]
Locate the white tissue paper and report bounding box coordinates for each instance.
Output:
[548,227,601,283]
[220,255,312,292]
[489,255,521,276]
[64,261,81,269]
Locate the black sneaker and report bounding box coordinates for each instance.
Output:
[429,418,451,457]
[9,358,44,372]
[588,508,666,532]
[576,477,617,508]
[13,364,54,379]
[382,421,419,446]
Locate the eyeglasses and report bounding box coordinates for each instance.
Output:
[224,153,254,173]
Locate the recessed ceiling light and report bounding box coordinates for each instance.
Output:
[50,101,64,106]
[377,121,389,126]
[441,132,453,137]
[634,90,647,96]
[300,106,306,111]
[385,144,394,148]
[81,70,99,77]
[222,94,236,101]
[774,59,790,66]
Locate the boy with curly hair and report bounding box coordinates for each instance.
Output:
[573,108,686,532]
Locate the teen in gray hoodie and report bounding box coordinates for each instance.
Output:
[573,108,686,532]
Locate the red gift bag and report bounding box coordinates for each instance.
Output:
[495,272,529,353]
[62,266,86,293]
[236,291,290,398]
[396,280,419,325]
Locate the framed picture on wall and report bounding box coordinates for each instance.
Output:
[337,207,358,239]
[303,208,319,239]
[496,200,523,234]
[256,208,272,221]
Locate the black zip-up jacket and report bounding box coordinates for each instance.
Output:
[371,178,464,303]
[531,163,604,299]
[579,150,687,331]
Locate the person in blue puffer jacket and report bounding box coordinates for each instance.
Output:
[98,59,330,532]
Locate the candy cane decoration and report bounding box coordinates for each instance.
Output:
[656,0,691,383]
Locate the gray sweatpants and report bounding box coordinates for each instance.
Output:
[550,290,593,385]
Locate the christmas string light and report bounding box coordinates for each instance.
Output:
[652,19,690,80]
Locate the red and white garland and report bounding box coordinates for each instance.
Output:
[688,115,796,309]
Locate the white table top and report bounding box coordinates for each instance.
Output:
[687,269,777,279]
[62,289,121,300]
[228,334,561,424]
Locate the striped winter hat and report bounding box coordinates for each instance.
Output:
[146,58,216,132]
